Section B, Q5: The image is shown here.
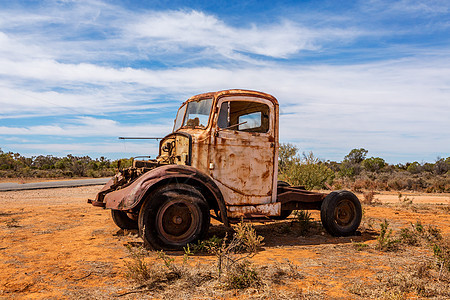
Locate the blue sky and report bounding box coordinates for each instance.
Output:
[0,0,449,163]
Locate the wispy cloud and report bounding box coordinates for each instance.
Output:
[127,10,360,59]
[0,116,171,137]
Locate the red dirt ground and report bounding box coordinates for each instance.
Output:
[0,186,449,299]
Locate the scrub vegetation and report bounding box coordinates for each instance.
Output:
[1,146,449,193]
[0,148,130,178]
[278,144,450,193]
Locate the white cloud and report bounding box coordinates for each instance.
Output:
[129,11,319,58]
[2,57,449,150]
[0,116,171,137]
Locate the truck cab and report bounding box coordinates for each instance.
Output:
[158,90,280,218]
[89,89,362,250]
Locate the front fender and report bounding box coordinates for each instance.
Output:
[101,164,229,226]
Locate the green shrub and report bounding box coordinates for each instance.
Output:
[225,260,261,290]
[353,242,369,251]
[433,241,450,273]
[363,157,386,172]
[278,144,334,190]
[125,246,154,284]
[293,210,313,235]
[407,162,422,174]
[377,220,399,251]
[233,222,265,253]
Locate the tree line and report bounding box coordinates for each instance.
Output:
[0,148,132,178]
[1,146,449,192]
[278,145,449,193]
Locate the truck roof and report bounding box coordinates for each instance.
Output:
[186,89,279,106]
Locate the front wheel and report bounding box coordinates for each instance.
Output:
[320,190,362,236]
[138,183,210,250]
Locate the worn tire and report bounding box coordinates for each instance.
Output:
[111,209,138,230]
[138,183,210,250]
[320,190,362,236]
[272,181,293,220]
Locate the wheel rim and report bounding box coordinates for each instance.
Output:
[156,197,201,245]
[334,199,356,227]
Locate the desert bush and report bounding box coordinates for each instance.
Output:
[278,143,298,174]
[398,222,447,274]
[293,210,313,235]
[125,242,305,298]
[398,220,441,246]
[187,222,264,276]
[330,149,450,193]
[399,227,420,246]
[125,246,217,295]
[225,260,261,289]
[186,235,223,254]
[337,148,368,178]
[344,148,368,164]
[338,161,361,178]
[432,238,450,275]
[406,162,422,174]
[363,157,386,172]
[352,242,369,251]
[350,178,368,192]
[377,220,399,251]
[434,157,450,175]
[427,176,450,193]
[233,222,265,254]
[278,145,334,190]
[125,246,162,284]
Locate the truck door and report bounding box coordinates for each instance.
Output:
[209,96,277,205]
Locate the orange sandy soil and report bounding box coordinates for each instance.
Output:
[0,186,449,299]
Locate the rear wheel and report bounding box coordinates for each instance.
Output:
[138,183,210,250]
[320,190,362,236]
[111,210,138,230]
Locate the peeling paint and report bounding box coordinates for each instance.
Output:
[91,90,329,223]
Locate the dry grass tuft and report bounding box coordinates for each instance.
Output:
[122,223,311,298]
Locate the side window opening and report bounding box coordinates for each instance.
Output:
[218,100,269,133]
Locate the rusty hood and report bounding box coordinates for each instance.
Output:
[96,164,220,211]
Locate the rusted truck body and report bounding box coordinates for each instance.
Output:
[89,89,362,250]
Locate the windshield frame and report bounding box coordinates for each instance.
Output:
[173,97,213,132]
[173,103,187,132]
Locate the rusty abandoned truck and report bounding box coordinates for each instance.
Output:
[88,89,362,250]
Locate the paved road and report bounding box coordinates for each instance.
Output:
[0,178,110,192]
